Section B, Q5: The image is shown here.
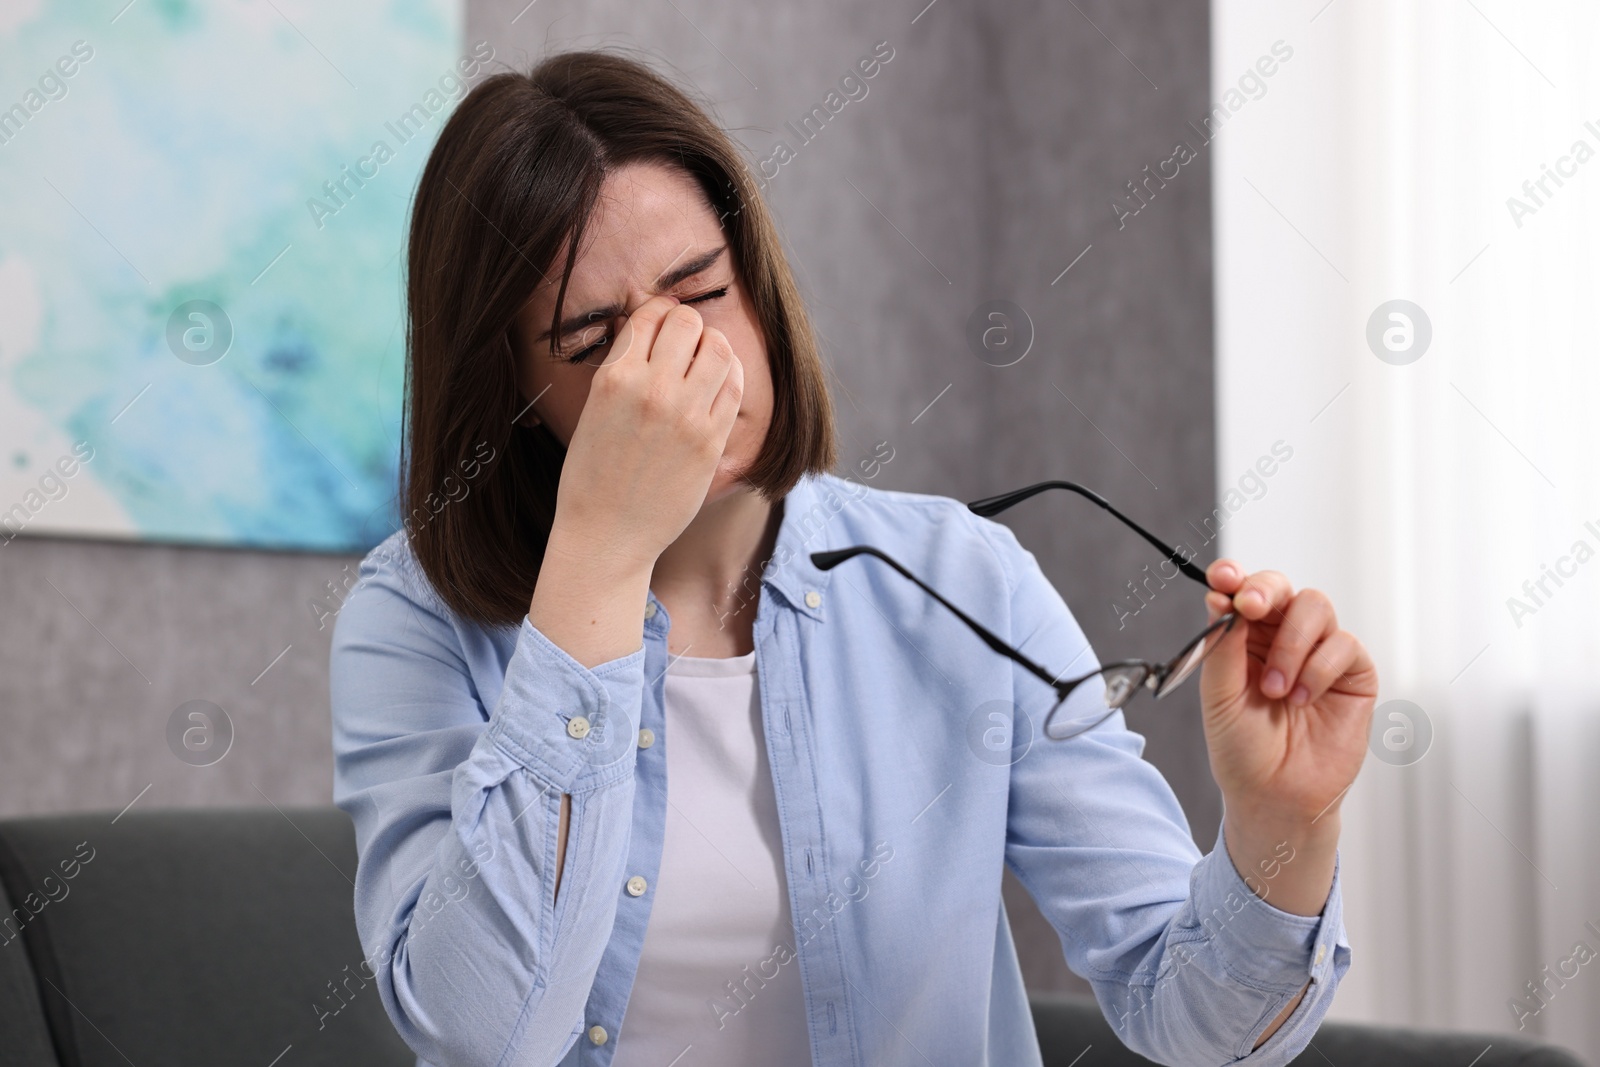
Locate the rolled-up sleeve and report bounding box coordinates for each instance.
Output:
[974,516,1350,1067]
[1149,826,1350,1063]
[329,541,645,1067]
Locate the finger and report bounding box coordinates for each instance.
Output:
[1206,557,1246,594]
[648,302,706,377]
[607,294,681,366]
[1231,569,1293,621]
[1198,605,1252,717]
[686,325,737,409]
[1286,628,1366,706]
[1259,588,1337,701]
[709,339,744,436]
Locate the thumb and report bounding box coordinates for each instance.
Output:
[1198,597,1251,718]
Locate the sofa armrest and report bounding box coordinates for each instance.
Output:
[1028,992,1589,1067]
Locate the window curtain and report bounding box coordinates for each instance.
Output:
[1213,0,1600,1058]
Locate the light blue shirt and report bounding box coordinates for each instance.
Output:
[330,471,1350,1067]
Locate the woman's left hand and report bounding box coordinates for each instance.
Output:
[1197,559,1378,827]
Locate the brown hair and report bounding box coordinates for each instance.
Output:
[401,49,837,628]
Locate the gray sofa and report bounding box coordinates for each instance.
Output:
[0,807,1584,1066]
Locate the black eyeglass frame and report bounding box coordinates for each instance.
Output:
[809,480,1239,740]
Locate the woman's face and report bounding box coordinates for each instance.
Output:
[511,160,774,507]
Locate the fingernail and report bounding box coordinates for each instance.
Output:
[1243,589,1266,610]
[1264,668,1286,696]
[1290,684,1310,705]
[1216,563,1238,581]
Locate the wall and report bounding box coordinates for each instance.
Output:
[0,0,1215,999]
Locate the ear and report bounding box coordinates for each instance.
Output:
[513,394,543,428]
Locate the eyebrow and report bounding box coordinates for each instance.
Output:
[532,245,728,345]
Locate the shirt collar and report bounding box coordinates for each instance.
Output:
[760,471,865,621]
[641,472,858,630]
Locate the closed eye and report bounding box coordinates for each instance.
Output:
[683,285,729,306]
[561,285,731,365]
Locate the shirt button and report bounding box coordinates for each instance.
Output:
[588,1024,608,1045]
[804,590,822,609]
[626,875,648,896]
[566,716,591,740]
[1314,944,1326,966]
[644,601,658,619]
[637,727,655,749]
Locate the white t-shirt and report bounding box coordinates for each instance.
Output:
[610,649,813,1067]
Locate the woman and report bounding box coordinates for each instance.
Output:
[330,48,1377,1067]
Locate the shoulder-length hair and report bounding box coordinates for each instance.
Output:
[401,49,837,628]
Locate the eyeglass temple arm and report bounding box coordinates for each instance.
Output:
[811,545,1069,698]
[966,481,1209,586]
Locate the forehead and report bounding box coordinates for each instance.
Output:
[542,161,723,299]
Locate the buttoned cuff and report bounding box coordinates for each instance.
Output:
[1184,823,1348,996]
[484,617,646,793]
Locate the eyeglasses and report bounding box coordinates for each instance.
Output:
[810,480,1237,741]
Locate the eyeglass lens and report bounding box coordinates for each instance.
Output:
[1045,617,1233,740]
[1153,617,1232,699]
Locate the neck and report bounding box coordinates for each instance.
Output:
[652,484,782,633]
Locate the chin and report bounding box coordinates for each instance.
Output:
[704,456,758,506]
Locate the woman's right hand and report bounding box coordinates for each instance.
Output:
[529,294,744,666]
[553,293,745,570]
